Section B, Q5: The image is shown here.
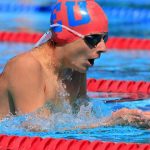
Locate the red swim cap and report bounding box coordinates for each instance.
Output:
[50,0,108,45]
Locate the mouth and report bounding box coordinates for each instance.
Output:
[88,59,94,66]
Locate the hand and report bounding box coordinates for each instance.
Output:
[106,108,150,129]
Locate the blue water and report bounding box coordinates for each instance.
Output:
[0,0,150,144]
[0,43,150,144]
[0,1,150,38]
[0,91,150,143]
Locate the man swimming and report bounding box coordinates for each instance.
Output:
[0,0,149,128]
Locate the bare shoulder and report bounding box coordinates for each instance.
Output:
[3,52,43,79]
[1,52,45,91]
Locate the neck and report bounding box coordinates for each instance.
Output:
[31,41,67,77]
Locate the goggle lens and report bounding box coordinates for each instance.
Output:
[84,33,108,49]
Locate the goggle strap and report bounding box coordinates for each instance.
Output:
[50,23,84,38]
[34,30,52,47]
[34,23,107,48]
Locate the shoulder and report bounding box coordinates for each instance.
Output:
[4,52,42,74]
[3,52,43,83]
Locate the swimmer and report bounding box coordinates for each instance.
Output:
[0,0,149,129]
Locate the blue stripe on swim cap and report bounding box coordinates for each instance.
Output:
[51,2,62,32]
[50,1,91,33]
[66,1,91,27]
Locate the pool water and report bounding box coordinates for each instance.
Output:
[0,0,150,144]
[0,91,150,144]
[0,43,150,144]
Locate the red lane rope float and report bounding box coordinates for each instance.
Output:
[0,31,150,50]
[0,31,42,43]
[106,37,150,50]
[87,79,150,93]
[0,135,149,150]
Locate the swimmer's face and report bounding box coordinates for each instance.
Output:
[63,33,107,73]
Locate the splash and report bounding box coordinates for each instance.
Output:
[0,76,111,133]
[0,98,108,133]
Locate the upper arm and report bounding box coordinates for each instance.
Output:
[5,57,45,113]
[0,73,10,118]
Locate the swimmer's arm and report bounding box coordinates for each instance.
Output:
[5,57,45,114]
[66,109,150,130]
[107,108,150,129]
[0,73,10,119]
[89,108,150,129]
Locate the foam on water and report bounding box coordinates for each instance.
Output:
[0,91,150,143]
[0,99,107,133]
[0,77,110,134]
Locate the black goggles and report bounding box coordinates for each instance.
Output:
[83,33,108,49]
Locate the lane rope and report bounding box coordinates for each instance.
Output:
[0,31,150,50]
[0,135,149,150]
[0,3,50,12]
[87,78,150,93]
[1,3,150,23]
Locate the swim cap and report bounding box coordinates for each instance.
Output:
[35,0,108,47]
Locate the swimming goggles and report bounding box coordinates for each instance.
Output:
[50,23,108,49]
[35,23,108,49]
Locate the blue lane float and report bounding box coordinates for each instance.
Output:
[103,7,150,23]
[0,3,51,13]
[99,0,150,6]
[0,4,150,24]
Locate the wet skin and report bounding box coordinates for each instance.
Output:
[0,37,149,129]
[0,36,106,119]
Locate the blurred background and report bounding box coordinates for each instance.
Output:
[0,0,150,38]
[0,1,150,143]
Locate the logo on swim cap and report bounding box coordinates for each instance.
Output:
[50,0,108,45]
[51,1,91,31]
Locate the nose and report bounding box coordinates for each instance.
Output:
[96,40,107,53]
